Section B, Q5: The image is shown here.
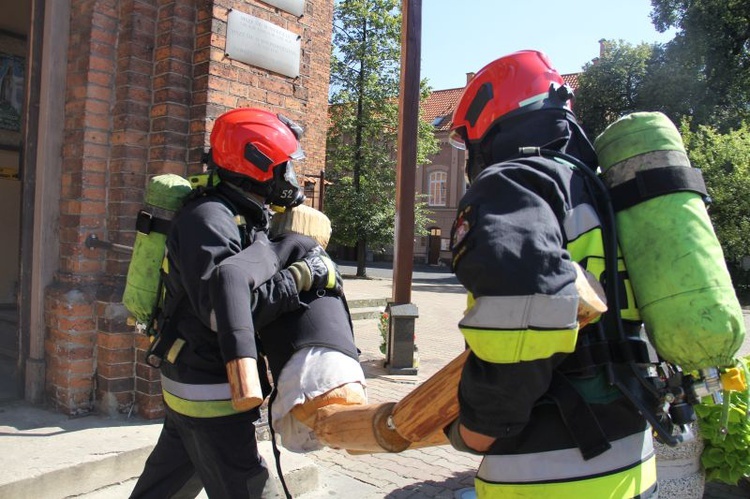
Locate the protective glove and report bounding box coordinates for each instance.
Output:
[287,249,343,295]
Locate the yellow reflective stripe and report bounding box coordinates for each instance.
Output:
[465,292,475,316]
[567,226,605,264]
[579,256,640,323]
[166,338,185,364]
[234,214,246,226]
[460,326,577,363]
[568,230,640,322]
[162,389,242,418]
[475,455,656,499]
[322,256,336,289]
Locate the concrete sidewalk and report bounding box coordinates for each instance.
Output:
[0,272,749,498]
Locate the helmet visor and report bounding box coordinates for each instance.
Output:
[449,129,467,150]
[268,161,305,208]
[290,142,306,161]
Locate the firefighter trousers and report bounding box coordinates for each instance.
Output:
[130,404,280,498]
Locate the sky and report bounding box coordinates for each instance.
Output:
[420,0,676,90]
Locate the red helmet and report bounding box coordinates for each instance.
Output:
[209,108,305,183]
[449,50,571,150]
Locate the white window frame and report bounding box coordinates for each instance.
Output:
[428,170,447,206]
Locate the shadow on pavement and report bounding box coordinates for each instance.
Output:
[359,358,389,380]
[383,471,476,498]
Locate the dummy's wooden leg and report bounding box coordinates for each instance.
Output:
[226,357,264,411]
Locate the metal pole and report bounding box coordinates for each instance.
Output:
[392,0,421,305]
[318,169,325,211]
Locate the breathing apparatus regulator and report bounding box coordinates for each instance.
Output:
[449,50,748,447]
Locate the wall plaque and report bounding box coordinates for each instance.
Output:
[226,9,301,78]
[263,0,305,17]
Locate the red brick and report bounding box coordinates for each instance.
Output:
[97,362,134,379]
[43,0,334,416]
[136,376,163,396]
[136,392,165,419]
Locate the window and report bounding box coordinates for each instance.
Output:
[304,181,315,197]
[303,181,316,206]
[428,171,447,206]
[431,115,448,127]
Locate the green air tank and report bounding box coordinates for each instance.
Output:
[123,174,193,328]
[594,112,744,371]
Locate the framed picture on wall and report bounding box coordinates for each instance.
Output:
[0,31,25,151]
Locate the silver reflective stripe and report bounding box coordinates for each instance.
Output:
[563,202,600,241]
[477,430,654,483]
[459,294,577,330]
[161,374,232,401]
[209,309,218,332]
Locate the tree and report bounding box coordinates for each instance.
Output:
[576,1,750,137]
[575,40,706,139]
[650,0,750,131]
[636,43,704,127]
[681,123,750,289]
[326,0,438,277]
[575,40,656,138]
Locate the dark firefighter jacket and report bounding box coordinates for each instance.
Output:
[159,182,316,418]
[258,290,359,383]
[450,155,657,498]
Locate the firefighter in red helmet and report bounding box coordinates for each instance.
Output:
[131,108,341,498]
[446,51,657,498]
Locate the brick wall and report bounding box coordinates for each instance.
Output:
[201,1,333,175]
[45,0,334,417]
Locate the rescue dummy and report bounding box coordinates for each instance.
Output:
[250,205,368,453]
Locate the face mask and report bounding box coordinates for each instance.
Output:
[267,161,305,208]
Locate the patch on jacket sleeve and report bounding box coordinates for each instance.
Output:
[450,205,475,270]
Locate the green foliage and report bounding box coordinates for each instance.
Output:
[635,43,705,128]
[326,0,438,271]
[324,176,396,250]
[574,3,750,289]
[681,123,750,287]
[576,40,655,138]
[576,2,750,136]
[695,356,750,485]
[378,311,389,355]
[650,0,750,131]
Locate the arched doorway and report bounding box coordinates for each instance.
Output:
[427,227,441,265]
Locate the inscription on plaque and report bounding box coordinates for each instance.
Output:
[226,10,301,78]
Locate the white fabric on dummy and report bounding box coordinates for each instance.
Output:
[271,346,367,452]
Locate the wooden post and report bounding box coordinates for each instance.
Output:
[318,170,325,211]
[392,0,422,305]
